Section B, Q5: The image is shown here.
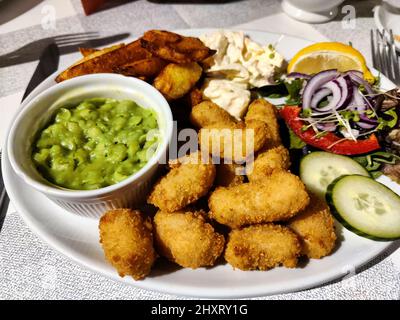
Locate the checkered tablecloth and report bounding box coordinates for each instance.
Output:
[1,0,399,300]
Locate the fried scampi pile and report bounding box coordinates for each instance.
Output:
[99,98,337,279]
[93,31,337,279]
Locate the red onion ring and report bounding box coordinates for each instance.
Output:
[345,70,375,95]
[302,69,338,110]
[310,87,332,110]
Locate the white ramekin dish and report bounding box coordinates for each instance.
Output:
[7,74,173,219]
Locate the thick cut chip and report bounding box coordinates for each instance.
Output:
[153,62,203,100]
[140,30,215,64]
[79,47,99,57]
[115,57,167,79]
[56,40,151,82]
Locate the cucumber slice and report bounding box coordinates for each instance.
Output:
[327,175,400,240]
[300,151,370,197]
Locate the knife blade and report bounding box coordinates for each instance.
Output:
[0,43,59,232]
[21,43,60,102]
[0,152,10,232]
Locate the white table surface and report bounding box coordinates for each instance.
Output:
[0,0,399,300]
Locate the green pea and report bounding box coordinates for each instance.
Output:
[55,108,71,122]
[86,127,102,139]
[142,116,157,129]
[129,115,142,126]
[107,144,127,162]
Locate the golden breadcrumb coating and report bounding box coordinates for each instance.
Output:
[225,224,301,270]
[168,151,211,169]
[209,171,310,228]
[247,145,291,182]
[154,210,225,268]
[288,195,337,259]
[148,152,216,212]
[245,99,281,148]
[199,120,269,162]
[99,209,156,280]
[190,100,237,128]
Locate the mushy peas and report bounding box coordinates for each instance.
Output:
[32,98,159,190]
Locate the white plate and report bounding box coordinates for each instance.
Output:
[2,29,399,298]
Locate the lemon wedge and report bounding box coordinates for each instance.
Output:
[288,42,375,83]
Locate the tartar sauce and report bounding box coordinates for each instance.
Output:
[200,31,285,119]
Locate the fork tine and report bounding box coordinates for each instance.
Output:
[375,30,384,73]
[55,35,100,46]
[389,30,400,84]
[371,30,378,70]
[55,33,99,42]
[54,32,98,41]
[382,29,394,81]
[386,29,395,81]
[55,35,100,47]
[378,29,390,79]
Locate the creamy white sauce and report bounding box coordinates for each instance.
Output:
[200,30,285,119]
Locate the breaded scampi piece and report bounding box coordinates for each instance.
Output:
[247,145,291,182]
[99,209,156,280]
[245,99,281,148]
[199,120,269,162]
[246,119,270,151]
[288,195,337,259]
[154,210,225,268]
[215,163,245,187]
[209,171,310,228]
[225,224,301,270]
[190,101,237,128]
[148,151,216,212]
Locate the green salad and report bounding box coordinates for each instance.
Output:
[32,98,159,190]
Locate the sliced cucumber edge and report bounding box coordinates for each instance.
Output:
[326,174,400,241]
[300,151,371,177]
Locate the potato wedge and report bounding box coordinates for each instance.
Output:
[56,40,151,82]
[79,47,99,57]
[115,57,167,78]
[140,30,215,64]
[142,30,181,44]
[153,62,202,100]
[72,44,124,68]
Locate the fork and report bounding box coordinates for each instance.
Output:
[0,32,98,68]
[370,29,400,85]
[0,31,130,69]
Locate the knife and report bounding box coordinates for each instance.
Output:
[21,43,60,102]
[0,43,59,232]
